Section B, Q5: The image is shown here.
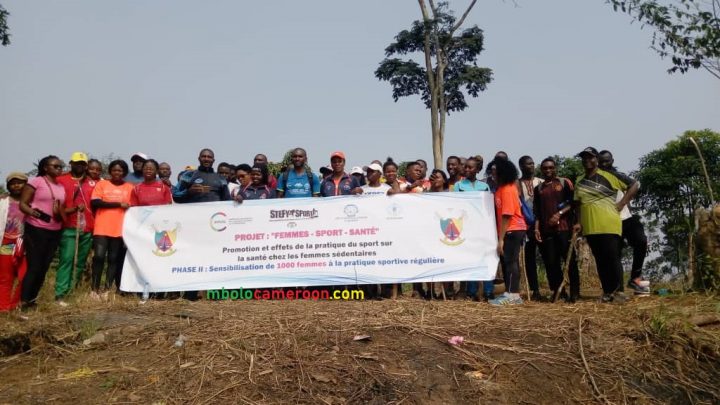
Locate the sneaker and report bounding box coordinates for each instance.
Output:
[637,279,650,288]
[600,293,614,303]
[489,293,524,306]
[613,291,629,304]
[628,279,650,295]
[55,299,69,308]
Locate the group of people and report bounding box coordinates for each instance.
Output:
[0,145,649,311]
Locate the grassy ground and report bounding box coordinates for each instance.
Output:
[1,268,718,404]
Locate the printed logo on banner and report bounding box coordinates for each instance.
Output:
[336,204,367,222]
[437,210,466,246]
[210,212,228,232]
[344,204,359,217]
[152,221,180,256]
[385,202,403,220]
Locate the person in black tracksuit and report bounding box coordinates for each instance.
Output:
[172,148,241,300]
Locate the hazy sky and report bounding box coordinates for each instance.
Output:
[1,0,718,179]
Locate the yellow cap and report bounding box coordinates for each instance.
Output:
[70,152,89,163]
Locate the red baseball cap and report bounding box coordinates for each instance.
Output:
[330,151,346,160]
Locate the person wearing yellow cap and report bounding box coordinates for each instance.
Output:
[0,172,28,312]
[54,152,97,306]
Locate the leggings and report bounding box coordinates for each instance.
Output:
[538,230,580,296]
[622,215,647,280]
[91,236,126,291]
[585,234,623,294]
[20,223,62,304]
[501,231,524,294]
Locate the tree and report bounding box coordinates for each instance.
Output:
[634,129,720,289]
[0,4,10,46]
[609,0,720,79]
[375,0,493,169]
[551,155,584,182]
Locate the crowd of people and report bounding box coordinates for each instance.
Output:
[0,146,650,312]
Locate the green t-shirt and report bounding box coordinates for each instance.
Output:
[574,169,635,236]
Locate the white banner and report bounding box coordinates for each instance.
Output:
[120,193,499,292]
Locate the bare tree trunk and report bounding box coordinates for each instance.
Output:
[420,0,478,169]
[418,0,442,169]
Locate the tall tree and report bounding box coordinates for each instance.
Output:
[609,0,720,79]
[634,129,720,288]
[375,1,493,168]
[0,4,10,46]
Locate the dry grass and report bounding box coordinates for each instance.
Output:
[1,288,718,404]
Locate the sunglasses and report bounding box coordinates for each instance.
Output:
[51,164,64,169]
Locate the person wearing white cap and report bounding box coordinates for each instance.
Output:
[360,163,390,196]
[125,152,148,184]
[350,166,366,187]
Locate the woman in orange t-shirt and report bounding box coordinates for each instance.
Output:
[90,160,134,299]
[490,158,527,306]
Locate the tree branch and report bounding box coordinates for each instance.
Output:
[450,0,478,35]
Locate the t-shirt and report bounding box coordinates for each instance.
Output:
[277,170,321,198]
[124,172,144,184]
[453,178,489,192]
[494,184,526,235]
[361,183,391,196]
[2,199,24,248]
[26,176,66,231]
[447,176,464,192]
[131,181,172,207]
[400,178,431,193]
[57,173,97,232]
[519,177,543,210]
[91,179,134,237]
[534,177,574,234]
[574,169,635,236]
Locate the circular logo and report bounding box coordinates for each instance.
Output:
[194,178,205,184]
[344,204,359,217]
[554,184,562,192]
[210,212,228,232]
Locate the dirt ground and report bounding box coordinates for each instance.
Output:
[1,291,719,405]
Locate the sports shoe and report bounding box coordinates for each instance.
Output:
[600,293,614,303]
[489,293,524,306]
[637,279,650,288]
[628,279,650,295]
[613,291,629,304]
[55,299,69,308]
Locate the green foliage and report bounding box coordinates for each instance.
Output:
[0,4,10,46]
[609,0,720,79]
[548,155,584,182]
[265,149,314,178]
[635,129,720,277]
[375,2,493,112]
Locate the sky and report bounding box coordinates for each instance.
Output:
[1,0,718,179]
